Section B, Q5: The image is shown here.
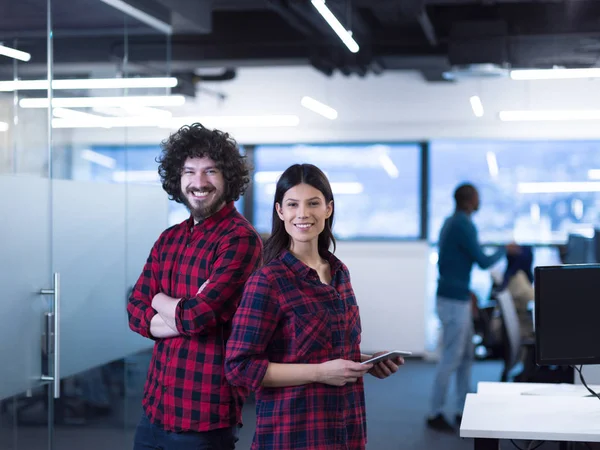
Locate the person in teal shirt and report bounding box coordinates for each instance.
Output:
[427,183,520,432]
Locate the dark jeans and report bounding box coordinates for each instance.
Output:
[133,414,238,450]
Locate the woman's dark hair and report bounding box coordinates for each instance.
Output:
[157,122,250,204]
[263,163,336,264]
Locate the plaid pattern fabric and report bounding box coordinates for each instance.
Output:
[225,250,367,450]
[128,202,263,432]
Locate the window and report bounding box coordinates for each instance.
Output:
[429,140,600,244]
[253,143,421,239]
[74,145,244,225]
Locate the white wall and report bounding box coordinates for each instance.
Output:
[335,241,430,355]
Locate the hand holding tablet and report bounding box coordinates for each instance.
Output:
[361,350,412,365]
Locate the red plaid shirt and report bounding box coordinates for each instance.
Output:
[225,250,366,450]
[127,202,262,433]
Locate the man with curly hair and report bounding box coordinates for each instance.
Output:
[127,123,263,449]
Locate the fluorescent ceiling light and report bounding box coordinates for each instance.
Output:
[53,107,104,120]
[588,169,600,180]
[0,121,8,132]
[310,0,359,53]
[486,151,498,178]
[517,181,600,194]
[301,96,338,120]
[470,95,484,117]
[0,44,31,62]
[93,105,172,119]
[53,108,112,128]
[52,114,300,129]
[99,0,172,35]
[0,77,177,92]
[80,149,117,169]
[499,110,600,121]
[53,116,153,129]
[169,115,300,129]
[20,95,185,108]
[378,154,399,179]
[510,68,600,80]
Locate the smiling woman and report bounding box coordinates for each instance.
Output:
[225,163,405,450]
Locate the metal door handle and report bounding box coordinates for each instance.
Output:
[40,272,60,398]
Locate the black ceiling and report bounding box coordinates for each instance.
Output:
[2,0,600,82]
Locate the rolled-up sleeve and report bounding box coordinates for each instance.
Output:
[225,271,281,390]
[175,231,262,337]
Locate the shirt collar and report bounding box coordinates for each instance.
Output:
[186,202,235,232]
[280,249,344,279]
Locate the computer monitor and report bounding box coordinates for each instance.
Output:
[594,229,600,263]
[535,264,600,366]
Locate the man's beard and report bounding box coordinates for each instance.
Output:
[182,189,227,221]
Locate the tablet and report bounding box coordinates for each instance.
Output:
[361,350,412,365]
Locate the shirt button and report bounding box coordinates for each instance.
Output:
[163,387,167,392]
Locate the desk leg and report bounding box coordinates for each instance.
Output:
[474,438,499,450]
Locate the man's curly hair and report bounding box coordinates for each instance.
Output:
[157,123,250,204]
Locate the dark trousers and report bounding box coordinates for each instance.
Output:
[133,414,238,450]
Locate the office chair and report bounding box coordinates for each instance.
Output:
[495,290,535,381]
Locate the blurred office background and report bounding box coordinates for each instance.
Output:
[3,1,600,449]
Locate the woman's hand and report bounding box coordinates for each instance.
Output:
[365,351,405,379]
[316,359,373,386]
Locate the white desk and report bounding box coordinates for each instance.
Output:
[461,383,600,449]
[476,381,600,396]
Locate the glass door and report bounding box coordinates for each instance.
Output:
[0,1,54,449]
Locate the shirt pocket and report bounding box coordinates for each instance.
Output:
[292,307,332,360]
[347,305,361,344]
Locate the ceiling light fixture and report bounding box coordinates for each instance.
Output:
[0,121,8,132]
[510,68,600,80]
[499,110,600,121]
[19,95,185,109]
[53,108,111,128]
[0,44,31,62]
[52,114,301,129]
[169,115,301,129]
[0,77,177,92]
[470,95,484,117]
[310,0,359,53]
[301,96,338,120]
[92,105,172,119]
[486,151,499,178]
